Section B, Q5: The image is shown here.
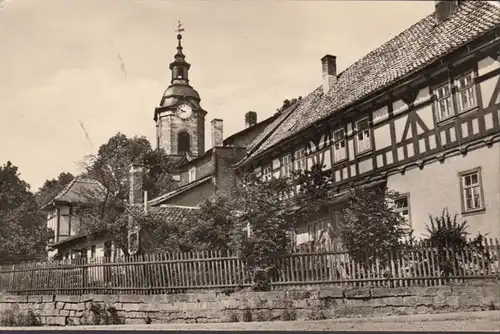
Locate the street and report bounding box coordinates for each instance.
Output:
[3,311,499,331]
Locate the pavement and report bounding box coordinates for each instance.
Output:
[1,310,499,331]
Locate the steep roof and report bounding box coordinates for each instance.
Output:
[238,0,500,165]
[42,178,104,210]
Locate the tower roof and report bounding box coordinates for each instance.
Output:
[159,25,201,108]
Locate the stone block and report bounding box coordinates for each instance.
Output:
[122,303,149,312]
[292,299,310,309]
[42,295,54,303]
[319,288,344,299]
[458,294,484,308]
[79,294,93,302]
[451,286,480,296]
[59,309,70,316]
[370,296,404,307]
[0,294,27,303]
[56,302,65,309]
[55,295,79,303]
[403,296,434,307]
[335,305,373,317]
[372,306,394,316]
[119,295,146,303]
[93,295,119,304]
[27,295,42,303]
[54,316,67,326]
[69,310,75,317]
[344,288,371,299]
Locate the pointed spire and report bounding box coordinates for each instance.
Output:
[169,21,190,84]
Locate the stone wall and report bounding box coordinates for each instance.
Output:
[0,282,499,326]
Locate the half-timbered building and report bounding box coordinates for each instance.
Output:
[234,0,500,243]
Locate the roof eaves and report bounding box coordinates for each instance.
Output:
[233,102,302,169]
[149,174,213,206]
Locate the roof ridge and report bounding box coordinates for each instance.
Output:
[237,0,499,164]
[53,178,77,201]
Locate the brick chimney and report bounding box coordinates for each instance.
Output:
[129,163,144,205]
[211,119,223,147]
[321,54,337,94]
[435,0,460,24]
[245,111,257,128]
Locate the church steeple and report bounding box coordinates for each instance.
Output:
[154,21,207,158]
[169,23,191,85]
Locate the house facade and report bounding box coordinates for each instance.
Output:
[41,178,120,260]
[234,0,500,243]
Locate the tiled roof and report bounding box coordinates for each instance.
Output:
[241,1,500,163]
[42,178,104,209]
[130,204,198,224]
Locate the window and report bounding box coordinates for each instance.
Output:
[459,169,484,213]
[332,128,346,162]
[188,166,196,182]
[59,214,70,236]
[355,118,371,154]
[435,84,454,122]
[294,149,305,171]
[281,154,293,178]
[262,165,272,182]
[456,72,477,112]
[177,131,191,154]
[394,195,411,232]
[90,245,96,259]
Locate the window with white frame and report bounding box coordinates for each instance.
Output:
[262,165,272,182]
[188,166,196,182]
[332,128,346,162]
[459,169,484,212]
[394,195,411,232]
[294,149,306,171]
[355,118,371,154]
[281,154,293,178]
[456,72,477,112]
[434,84,454,122]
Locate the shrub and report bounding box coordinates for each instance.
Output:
[88,302,123,325]
[0,306,42,327]
[281,308,296,321]
[242,307,253,322]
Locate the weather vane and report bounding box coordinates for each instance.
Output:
[176,21,185,35]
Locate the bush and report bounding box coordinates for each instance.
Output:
[88,302,123,325]
[0,306,42,327]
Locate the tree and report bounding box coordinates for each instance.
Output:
[76,133,178,255]
[180,164,330,290]
[35,172,74,208]
[338,186,409,266]
[0,162,48,264]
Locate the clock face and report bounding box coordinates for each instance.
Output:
[177,104,193,119]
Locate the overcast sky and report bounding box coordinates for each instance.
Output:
[0,0,433,191]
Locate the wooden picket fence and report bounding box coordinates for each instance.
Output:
[0,238,499,295]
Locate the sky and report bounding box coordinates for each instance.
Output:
[0,0,433,191]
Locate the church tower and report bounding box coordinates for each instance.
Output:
[154,25,206,157]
